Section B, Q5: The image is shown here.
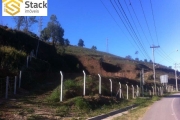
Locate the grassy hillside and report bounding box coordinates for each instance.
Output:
[0,25,179,119]
[0,25,178,84]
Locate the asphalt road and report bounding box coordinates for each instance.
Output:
[142,93,180,120]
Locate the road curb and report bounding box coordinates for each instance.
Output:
[87,104,138,120]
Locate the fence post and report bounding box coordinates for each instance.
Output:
[119,82,121,98]
[159,87,161,96]
[136,85,139,97]
[126,84,128,100]
[14,76,17,95]
[27,56,29,68]
[132,85,134,99]
[19,71,22,88]
[5,76,9,99]
[98,74,101,95]
[109,79,112,97]
[60,71,63,102]
[83,70,86,96]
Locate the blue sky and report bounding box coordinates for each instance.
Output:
[0,0,180,69]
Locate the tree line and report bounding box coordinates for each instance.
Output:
[12,15,97,50]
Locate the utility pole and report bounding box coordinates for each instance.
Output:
[150,45,160,95]
[174,63,180,91]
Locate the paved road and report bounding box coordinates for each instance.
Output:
[142,93,180,120]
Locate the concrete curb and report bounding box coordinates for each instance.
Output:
[87,104,138,120]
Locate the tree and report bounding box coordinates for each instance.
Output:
[64,39,70,46]
[125,55,132,60]
[23,16,38,32]
[149,60,153,63]
[135,58,139,61]
[40,15,64,45]
[91,45,97,50]
[40,27,50,41]
[13,16,38,32]
[144,59,147,62]
[47,15,64,45]
[169,66,172,69]
[13,16,24,30]
[78,39,85,47]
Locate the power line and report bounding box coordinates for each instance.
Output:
[149,0,159,45]
[129,0,174,65]
[116,0,151,60]
[100,0,137,52]
[157,49,177,63]
[109,0,148,59]
[122,0,150,58]
[138,0,154,44]
[128,0,151,46]
[148,0,177,64]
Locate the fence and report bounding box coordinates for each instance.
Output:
[0,70,176,100]
[0,71,21,99]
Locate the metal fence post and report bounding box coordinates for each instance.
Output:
[14,76,17,95]
[126,84,128,100]
[27,56,29,68]
[60,71,63,102]
[132,85,134,99]
[98,74,101,95]
[83,70,86,96]
[136,85,139,97]
[19,71,22,88]
[5,76,9,99]
[119,82,121,98]
[109,79,112,97]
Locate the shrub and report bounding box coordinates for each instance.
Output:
[75,97,90,110]
[0,46,26,72]
[64,79,79,90]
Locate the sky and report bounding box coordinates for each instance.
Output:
[0,0,180,70]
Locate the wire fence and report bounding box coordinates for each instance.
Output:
[0,70,176,100]
[0,74,21,99]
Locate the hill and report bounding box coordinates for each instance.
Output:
[0,25,178,85]
[0,25,179,119]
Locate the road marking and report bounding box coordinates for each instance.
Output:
[171,98,178,120]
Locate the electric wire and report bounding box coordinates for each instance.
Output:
[149,0,159,45]
[99,0,138,53]
[128,0,151,46]
[116,0,151,60]
[110,0,148,59]
[149,0,178,64]
[138,0,154,44]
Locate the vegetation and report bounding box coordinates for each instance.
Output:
[13,16,38,32]
[40,14,64,45]
[91,45,97,50]
[78,39,85,47]
[0,46,26,73]
[0,21,178,119]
